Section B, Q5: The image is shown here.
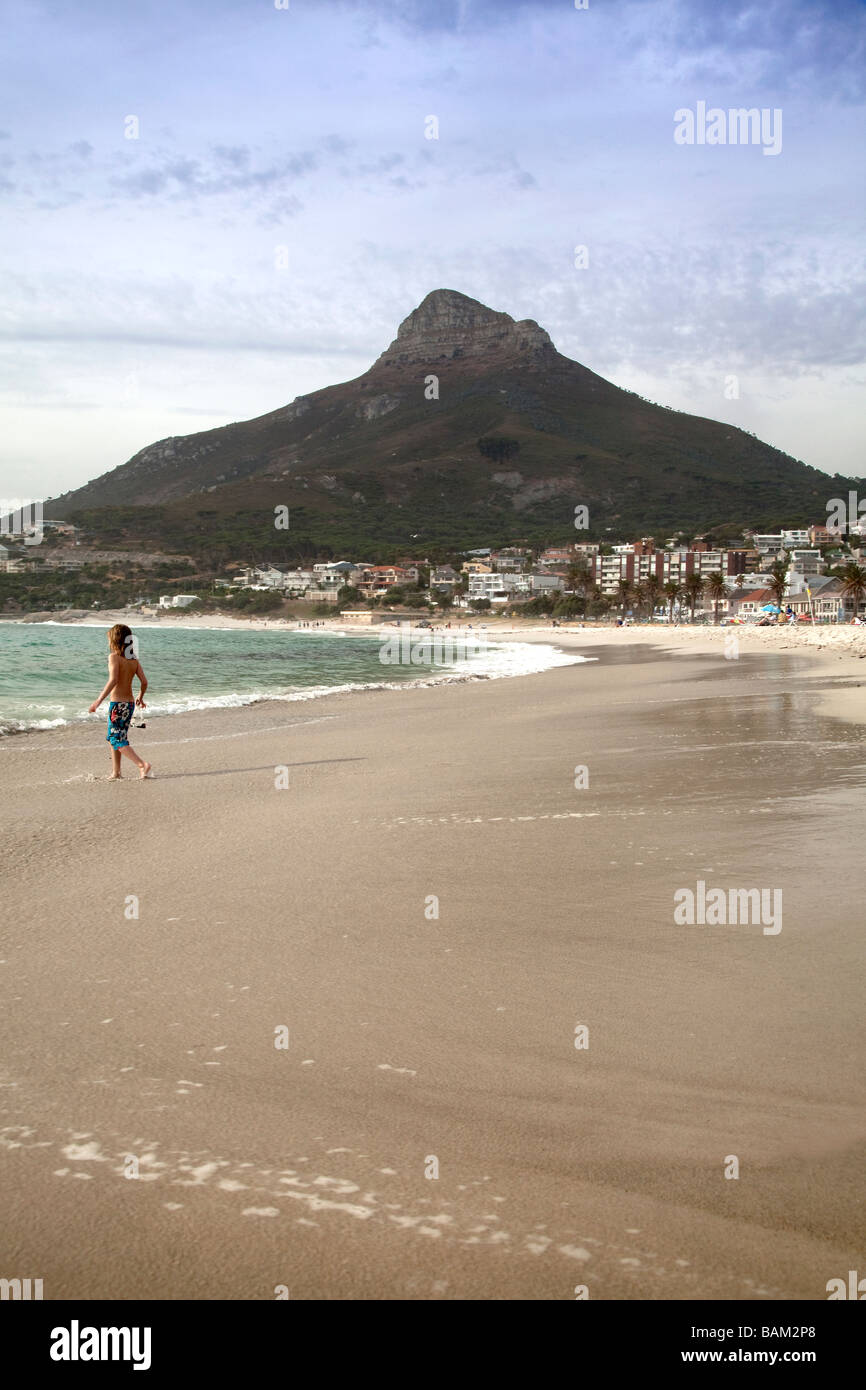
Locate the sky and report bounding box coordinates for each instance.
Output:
[1,0,864,503]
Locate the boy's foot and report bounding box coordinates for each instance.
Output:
[139,762,153,779]
[107,773,123,780]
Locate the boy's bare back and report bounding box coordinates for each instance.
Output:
[108,652,146,703]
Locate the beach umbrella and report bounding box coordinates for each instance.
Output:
[761,603,781,612]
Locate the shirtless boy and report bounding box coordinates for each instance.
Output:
[88,624,153,780]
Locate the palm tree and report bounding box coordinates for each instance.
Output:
[683,573,705,623]
[643,574,661,622]
[841,562,866,619]
[615,577,634,618]
[566,558,591,614]
[587,584,608,619]
[766,559,788,613]
[663,579,681,624]
[704,570,728,624]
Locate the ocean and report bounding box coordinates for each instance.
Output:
[0,621,583,736]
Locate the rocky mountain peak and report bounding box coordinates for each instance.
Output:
[375,288,554,368]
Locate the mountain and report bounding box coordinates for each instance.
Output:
[49,289,858,559]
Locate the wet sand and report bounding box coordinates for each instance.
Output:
[1,637,865,1299]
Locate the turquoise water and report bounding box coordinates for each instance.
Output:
[0,621,580,735]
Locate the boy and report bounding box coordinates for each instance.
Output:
[89,624,153,780]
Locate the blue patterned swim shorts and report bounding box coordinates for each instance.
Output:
[107,701,134,750]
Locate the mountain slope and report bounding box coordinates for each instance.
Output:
[50,289,857,556]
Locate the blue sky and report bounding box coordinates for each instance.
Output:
[1,0,864,500]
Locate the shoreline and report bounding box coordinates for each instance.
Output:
[3,612,864,739]
[0,622,587,739]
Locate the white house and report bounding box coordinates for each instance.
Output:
[468,571,565,603]
[159,594,199,609]
[312,561,361,585]
[468,572,527,600]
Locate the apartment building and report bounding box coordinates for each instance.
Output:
[467,572,565,603]
[788,550,824,576]
[468,573,524,603]
[590,548,747,595]
[752,529,811,553]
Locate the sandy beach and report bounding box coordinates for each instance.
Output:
[1,627,864,1300]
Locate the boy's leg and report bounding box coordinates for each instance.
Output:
[120,744,153,779]
[108,747,122,779]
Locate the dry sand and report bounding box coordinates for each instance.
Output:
[1,628,864,1300]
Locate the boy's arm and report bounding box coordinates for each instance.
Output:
[89,654,119,713]
[136,661,148,706]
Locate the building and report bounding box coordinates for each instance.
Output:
[38,552,87,570]
[356,565,418,597]
[339,609,376,624]
[313,561,361,585]
[537,546,574,567]
[589,548,747,595]
[528,573,566,594]
[467,572,565,604]
[734,588,776,618]
[490,548,529,571]
[250,565,293,589]
[752,533,784,554]
[787,578,845,621]
[751,530,810,554]
[159,595,199,609]
[283,569,317,594]
[430,565,459,591]
[809,524,833,546]
[788,550,824,576]
[468,572,528,602]
[736,573,776,590]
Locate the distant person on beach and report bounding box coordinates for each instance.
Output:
[88,624,152,781]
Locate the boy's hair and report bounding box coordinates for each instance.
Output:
[108,623,134,657]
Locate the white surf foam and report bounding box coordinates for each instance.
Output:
[0,639,591,736]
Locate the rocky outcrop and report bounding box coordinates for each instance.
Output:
[357,393,402,421]
[375,289,554,368]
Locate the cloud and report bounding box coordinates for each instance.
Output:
[109,147,318,201]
